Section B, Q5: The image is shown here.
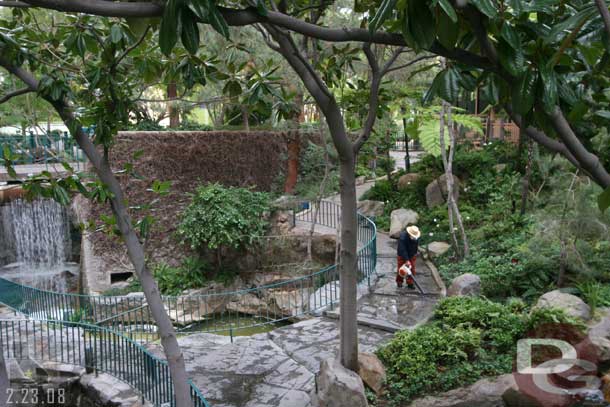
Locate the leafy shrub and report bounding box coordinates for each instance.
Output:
[177,120,213,131]
[128,120,164,131]
[153,258,209,295]
[179,184,270,256]
[378,296,583,406]
[434,296,526,351]
[526,306,585,332]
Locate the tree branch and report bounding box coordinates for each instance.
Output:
[385,55,437,73]
[353,45,403,152]
[548,107,610,188]
[0,87,33,104]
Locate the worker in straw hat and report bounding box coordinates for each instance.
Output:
[397,225,421,289]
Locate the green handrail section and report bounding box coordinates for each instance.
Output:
[0,200,377,407]
[0,318,210,407]
[0,132,87,171]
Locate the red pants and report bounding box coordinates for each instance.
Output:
[396,256,416,285]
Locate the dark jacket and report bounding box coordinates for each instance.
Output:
[398,231,419,259]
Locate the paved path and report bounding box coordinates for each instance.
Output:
[0,162,84,182]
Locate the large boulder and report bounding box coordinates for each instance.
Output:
[427,241,451,258]
[588,307,610,362]
[358,352,386,395]
[425,174,460,208]
[314,358,368,407]
[357,200,385,218]
[407,374,525,407]
[447,273,481,297]
[389,209,419,239]
[533,289,591,320]
[397,173,421,191]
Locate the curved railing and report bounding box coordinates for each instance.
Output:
[0,199,377,406]
[0,318,209,407]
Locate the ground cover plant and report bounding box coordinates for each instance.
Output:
[376,296,583,406]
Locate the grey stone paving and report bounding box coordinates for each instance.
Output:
[155,230,442,407]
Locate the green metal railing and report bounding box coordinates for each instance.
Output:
[0,132,87,172]
[0,200,377,406]
[0,318,209,407]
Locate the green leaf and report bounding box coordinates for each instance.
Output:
[223,80,242,97]
[544,6,596,45]
[189,0,209,20]
[159,0,180,55]
[595,110,610,120]
[437,68,461,102]
[436,0,457,23]
[539,63,557,114]
[500,23,521,50]
[469,0,498,18]
[497,38,525,77]
[511,69,537,115]
[207,1,230,39]
[436,6,459,49]
[599,187,610,212]
[181,9,201,54]
[408,0,436,51]
[481,75,500,105]
[369,0,397,34]
[110,24,123,44]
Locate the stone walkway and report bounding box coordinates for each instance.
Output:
[145,229,442,407]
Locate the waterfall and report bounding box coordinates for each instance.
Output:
[1,198,73,291]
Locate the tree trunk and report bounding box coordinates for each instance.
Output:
[50,102,192,407]
[557,171,579,287]
[167,82,179,128]
[241,105,250,131]
[440,100,470,258]
[401,107,411,172]
[385,129,392,181]
[337,152,359,371]
[520,138,534,215]
[439,105,460,256]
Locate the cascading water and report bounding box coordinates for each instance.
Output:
[0,198,75,292]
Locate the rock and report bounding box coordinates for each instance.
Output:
[588,307,610,362]
[311,234,337,264]
[428,241,451,257]
[357,352,386,395]
[80,373,146,407]
[397,173,421,190]
[270,209,295,235]
[425,174,460,208]
[269,288,307,317]
[389,209,419,239]
[357,200,385,218]
[408,374,520,407]
[356,175,366,185]
[226,293,272,316]
[447,273,481,297]
[533,289,591,320]
[494,164,507,173]
[314,358,368,407]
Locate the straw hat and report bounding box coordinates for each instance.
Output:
[406,225,421,239]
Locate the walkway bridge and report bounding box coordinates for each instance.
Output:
[0,201,377,407]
